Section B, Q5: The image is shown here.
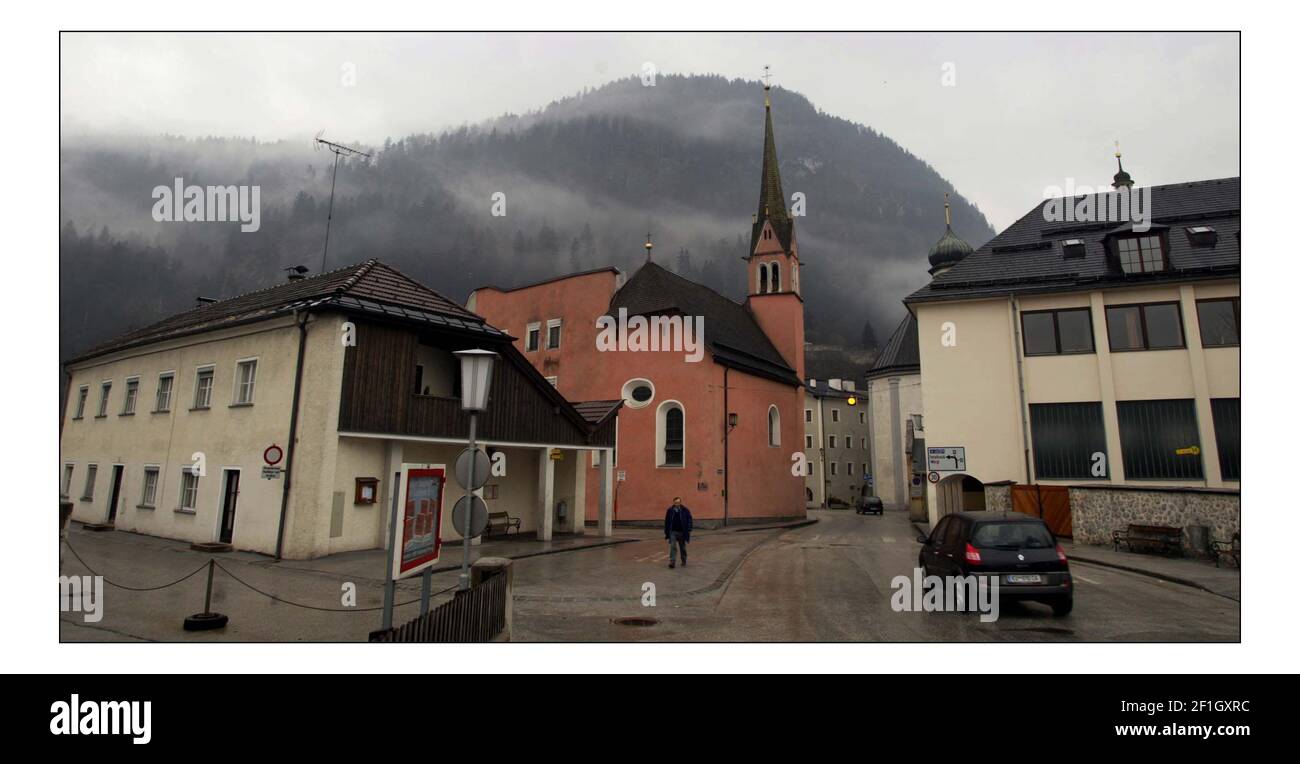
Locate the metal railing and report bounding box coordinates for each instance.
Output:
[369,571,507,643]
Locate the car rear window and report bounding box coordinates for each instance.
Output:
[970,522,1054,550]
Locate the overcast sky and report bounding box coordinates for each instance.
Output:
[60,32,1239,230]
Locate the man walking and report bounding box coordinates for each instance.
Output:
[664,497,693,569]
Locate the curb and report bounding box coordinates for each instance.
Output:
[1066,553,1239,602]
[424,537,640,575]
[727,518,819,534]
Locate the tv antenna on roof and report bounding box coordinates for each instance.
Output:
[313,131,372,273]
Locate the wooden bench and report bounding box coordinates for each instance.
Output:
[1112,524,1183,556]
[485,511,521,536]
[1211,532,1240,568]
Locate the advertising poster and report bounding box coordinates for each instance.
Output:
[394,464,446,579]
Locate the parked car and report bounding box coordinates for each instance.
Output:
[917,512,1073,616]
[857,495,884,515]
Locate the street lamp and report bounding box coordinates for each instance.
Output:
[456,348,497,411]
[453,349,497,591]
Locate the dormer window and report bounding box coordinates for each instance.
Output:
[1062,239,1086,259]
[1115,234,1165,274]
[1186,225,1219,247]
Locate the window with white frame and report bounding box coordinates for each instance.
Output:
[97,382,111,417]
[847,462,855,475]
[804,408,812,423]
[829,435,837,449]
[767,405,781,447]
[546,319,562,349]
[73,386,89,419]
[770,261,781,292]
[846,436,853,449]
[831,408,840,423]
[61,464,74,497]
[194,367,214,409]
[234,359,257,405]
[179,469,199,510]
[140,467,160,507]
[155,373,174,412]
[657,401,685,467]
[82,464,98,500]
[805,434,813,449]
[121,377,139,415]
[525,323,541,352]
[859,412,865,424]
[830,462,838,476]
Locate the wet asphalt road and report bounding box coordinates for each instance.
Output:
[514,510,1240,642]
[60,509,1239,642]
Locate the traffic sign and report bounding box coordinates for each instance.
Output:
[263,444,284,466]
[452,495,489,538]
[454,447,490,491]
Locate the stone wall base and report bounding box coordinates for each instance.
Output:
[975,483,1239,556]
[1069,486,1239,554]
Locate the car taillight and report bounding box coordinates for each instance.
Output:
[1056,544,1068,563]
[964,542,982,564]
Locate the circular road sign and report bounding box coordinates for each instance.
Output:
[454,447,491,491]
[263,444,284,466]
[927,471,941,484]
[452,495,490,538]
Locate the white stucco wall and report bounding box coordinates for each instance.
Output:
[915,278,1240,526]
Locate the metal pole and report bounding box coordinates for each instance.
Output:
[420,568,431,614]
[321,149,341,273]
[381,471,400,630]
[459,412,478,591]
[203,559,215,615]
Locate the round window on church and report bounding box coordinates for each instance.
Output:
[621,378,655,409]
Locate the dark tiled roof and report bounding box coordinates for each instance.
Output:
[610,261,800,386]
[906,177,1240,304]
[572,399,624,426]
[66,259,501,365]
[867,313,920,378]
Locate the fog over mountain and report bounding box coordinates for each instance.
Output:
[59,74,995,365]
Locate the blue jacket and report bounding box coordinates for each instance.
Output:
[664,505,693,542]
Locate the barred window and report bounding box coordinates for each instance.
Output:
[1030,402,1108,479]
[1117,399,1203,480]
[1211,398,1240,481]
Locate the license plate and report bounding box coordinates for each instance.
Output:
[1005,574,1042,584]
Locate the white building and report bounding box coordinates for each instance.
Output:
[60,260,620,559]
[904,173,1240,548]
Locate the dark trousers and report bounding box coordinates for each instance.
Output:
[668,531,687,564]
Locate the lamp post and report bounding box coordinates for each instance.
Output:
[453,349,497,591]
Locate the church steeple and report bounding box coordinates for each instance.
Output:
[750,68,795,259]
[743,69,805,380]
[927,192,975,276]
[1112,141,1134,189]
